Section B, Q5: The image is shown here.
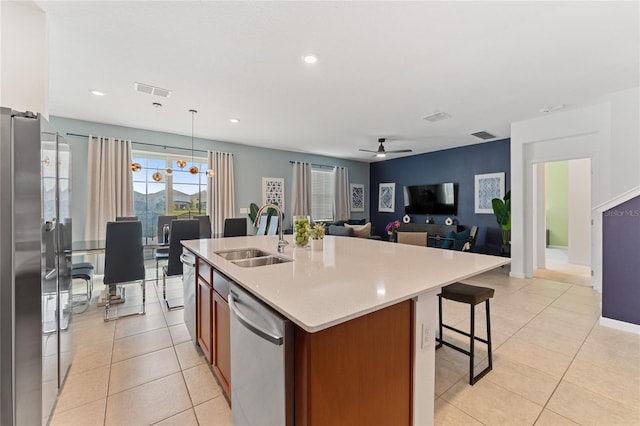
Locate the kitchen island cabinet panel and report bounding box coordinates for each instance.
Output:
[212,289,231,398]
[197,277,213,363]
[294,300,413,425]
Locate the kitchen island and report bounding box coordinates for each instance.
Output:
[182,235,509,425]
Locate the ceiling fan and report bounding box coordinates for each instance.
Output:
[359,138,413,158]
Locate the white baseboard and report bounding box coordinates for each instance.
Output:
[510,271,526,279]
[600,317,640,335]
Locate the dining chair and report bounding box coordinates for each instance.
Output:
[155,215,177,281]
[162,219,199,310]
[194,215,212,238]
[397,231,428,246]
[103,221,146,321]
[255,214,268,235]
[223,217,247,237]
[115,216,138,221]
[266,215,279,235]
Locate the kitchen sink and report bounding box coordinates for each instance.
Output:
[215,248,271,261]
[231,255,292,268]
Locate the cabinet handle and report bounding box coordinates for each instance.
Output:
[228,293,283,346]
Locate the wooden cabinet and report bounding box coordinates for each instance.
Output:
[195,257,232,399]
[294,300,413,425]
[212,290,231,397]
[197,277,213,362]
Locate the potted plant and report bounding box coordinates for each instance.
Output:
[308,222,325,250]
[491,190,511,248]
[385,220,401,242]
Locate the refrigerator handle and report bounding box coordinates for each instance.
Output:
[228,292,284,346]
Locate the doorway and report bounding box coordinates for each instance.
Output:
[533,158,592,286]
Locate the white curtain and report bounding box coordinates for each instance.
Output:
[84,135,134,241]
[207,151,235,237]
[291,162,312,222]
[334,166,350,221]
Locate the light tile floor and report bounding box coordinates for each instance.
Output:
[51,263,640,425]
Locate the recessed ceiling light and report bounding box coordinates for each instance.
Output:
[229,118,240,124]
[302,54,318,64]
[90,90,105,96]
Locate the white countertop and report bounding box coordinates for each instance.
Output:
[182,235,510,333]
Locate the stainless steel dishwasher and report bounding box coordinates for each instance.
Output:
[180,248,197,343]
[228,282,293,425]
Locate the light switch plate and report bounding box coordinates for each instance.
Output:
[239,207,248,214]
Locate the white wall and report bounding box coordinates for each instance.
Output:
[511,86,640,292]
[0,1,48,116]
[568,158,591,266]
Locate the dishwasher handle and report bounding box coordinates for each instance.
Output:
[228,292,284,346]
[180,253,196,267]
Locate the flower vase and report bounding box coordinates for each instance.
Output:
[310,238,323,251]
[388,231,397,243]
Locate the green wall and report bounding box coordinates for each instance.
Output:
[545,161,568,247]
[50,116,370,241]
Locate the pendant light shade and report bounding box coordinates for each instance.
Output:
[131,162,141,172]
[206,169,215,178]
[176,159,186,168]
[152,171,162,182]
[164,168,173,176]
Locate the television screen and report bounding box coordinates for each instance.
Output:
[403,182,458,215]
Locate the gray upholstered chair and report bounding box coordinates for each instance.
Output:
[223,218,247,237]
[155,215,177,281]
[162,219,199,309]
[397,231,428,246]
[103,221,146,321]
[194,215,212,238]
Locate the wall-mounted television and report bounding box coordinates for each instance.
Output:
[403,182,458,215]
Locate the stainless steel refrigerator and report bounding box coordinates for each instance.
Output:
[0,107,73,425]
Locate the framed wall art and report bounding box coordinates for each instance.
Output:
[262,177,284,207]
[350,183,365,212]
[378,182,395,212]
[474,172,505,214]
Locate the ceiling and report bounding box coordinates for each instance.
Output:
[37,1,639,162]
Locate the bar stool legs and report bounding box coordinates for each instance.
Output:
[436,282,494,385]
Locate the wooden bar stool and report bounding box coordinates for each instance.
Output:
[436,282,494,385]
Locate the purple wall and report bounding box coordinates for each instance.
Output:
[602,195,640,326]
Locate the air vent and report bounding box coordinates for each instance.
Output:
[423,112,451,122]
[471,131,496,140]
[134,82,172,98]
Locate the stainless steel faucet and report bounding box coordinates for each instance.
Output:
[254,204,288,253]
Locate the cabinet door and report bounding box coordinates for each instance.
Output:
[197,278,213,363]
[212,290,231,398]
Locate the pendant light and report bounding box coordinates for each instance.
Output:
[189,109,199,175]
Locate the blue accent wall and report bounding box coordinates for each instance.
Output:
[369,139,510,249]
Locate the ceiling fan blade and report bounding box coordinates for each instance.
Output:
[359,148,377,153]
[386,149,413,153]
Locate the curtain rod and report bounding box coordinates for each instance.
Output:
[66,132,209,154]
[289,160,340,170]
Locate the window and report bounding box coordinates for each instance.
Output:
[132,151,207,242]
[311,167,334,221]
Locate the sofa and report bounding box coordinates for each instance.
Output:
[324,219,382,240]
